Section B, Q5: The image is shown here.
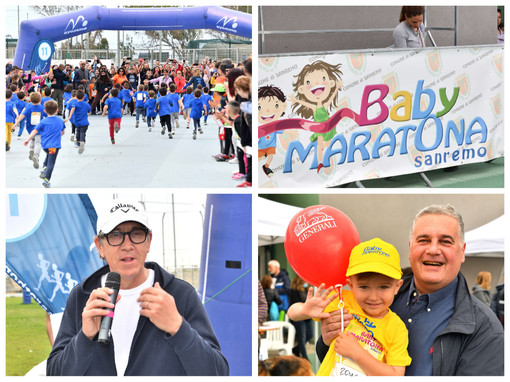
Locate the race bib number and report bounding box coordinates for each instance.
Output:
[331,361,366,377]
[30,112,41,126]
[137,93,144,101]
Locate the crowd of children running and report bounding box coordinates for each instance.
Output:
[6,56,252,187]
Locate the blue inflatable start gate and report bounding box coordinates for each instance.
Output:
[14,6,252,74]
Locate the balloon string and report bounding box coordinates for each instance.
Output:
[335,283,344,364]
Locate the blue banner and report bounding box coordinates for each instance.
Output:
[6,194,105,313]
[198,194,252,376]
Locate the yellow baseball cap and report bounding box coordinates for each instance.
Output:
[346,238,402,280]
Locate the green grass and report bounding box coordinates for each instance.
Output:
[6,297,52,376]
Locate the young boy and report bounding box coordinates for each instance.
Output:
[179,86,194,128]
[156,87,173,139]
[167,83,180,132]
[23,100,65,188]
[190,89,207,140]
[65,89,91,154]
[119,81,134,116]
[12,92,46,168]
[66,90,78,142]
[6,89,19,151]
[288,238,411,376]
[15,91,27,139]
[102,88,123,144]
[200,87,213,126]
[133,84,148,127]
[144,90,157,132]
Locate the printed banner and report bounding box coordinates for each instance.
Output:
[258,45,504,187]
[6,194,105,313]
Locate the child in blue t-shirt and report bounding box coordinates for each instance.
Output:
[12,92,46,169]
[14,91,27,139]
[63,84,74,120]
[156,87,174,139]
[6,89,19,151]
[133,84,148,128]
[41,87,53,108]
[200,87,213,126]
[167,83,180,134]
[144,90,157,132]
[23,100,65,188]
[119,82,134,116]
[190,89,207,140]
[102,88,123,144]
[65,89,91,154]
[179,86,194,129]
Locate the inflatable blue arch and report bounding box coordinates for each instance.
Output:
[198,194,252,376]
[13,6,252,74]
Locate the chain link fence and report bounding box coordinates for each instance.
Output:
[6,46,252,68]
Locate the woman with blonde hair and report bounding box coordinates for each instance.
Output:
[472,271,492,307]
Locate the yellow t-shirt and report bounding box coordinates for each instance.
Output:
[317,290,411,376]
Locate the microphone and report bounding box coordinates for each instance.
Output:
[98,272,121,344]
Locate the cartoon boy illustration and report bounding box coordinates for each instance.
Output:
[258,85,287,178]
[288,60,343,173]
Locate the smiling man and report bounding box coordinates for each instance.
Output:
[47,200,229,376]
[316,204,503,376]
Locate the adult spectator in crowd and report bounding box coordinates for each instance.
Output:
[393,6,426,48]
[51,63,67,115]
[471,271,492,307]
[268,260,291,314]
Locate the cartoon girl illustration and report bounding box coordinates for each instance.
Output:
[289,60,343,173]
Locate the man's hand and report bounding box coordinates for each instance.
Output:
[320,309,353,346]
[82,287,120,340]
[138,282,183,335]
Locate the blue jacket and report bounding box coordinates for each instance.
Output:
[47,262,229,376]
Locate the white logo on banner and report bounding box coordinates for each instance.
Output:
[64,15,88,35]
[216,16,238,33]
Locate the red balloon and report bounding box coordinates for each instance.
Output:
[284,205,360,288]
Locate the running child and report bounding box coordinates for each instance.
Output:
[62,84,74,119]
[156,87,173,139]
[288,238,411,376]
[23,100,65,188]
[6,89,19,151]
[144,90,157,132]
[41,87,53,107]
[12,91,46,169]
[200,87,213,126]
[167,83,180,132]
[133,84,148,128]
[119,82,134,116]
[66,90,78,143]
[179,86,194,128]
[190,89,207,140]
[102,87,123,144]
[14,91,27,139]
[65,89,91,154]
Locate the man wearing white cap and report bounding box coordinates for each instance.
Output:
[47,200,229,376]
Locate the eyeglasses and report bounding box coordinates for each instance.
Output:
[100,228,150,246]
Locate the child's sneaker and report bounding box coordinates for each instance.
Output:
[262,165,274,178]
[204,121,207,126]
[186,123,190,129]
[135,120,139,128]
[199,128,203,134]
[161,126,166,135]
[171,130,175,135]
[228,157,239,164]
[143,116,147,122]
[78,142,85,154]
[168,133,173,139]
[70,134,75,142]
[6,143,10,151]
[193,132,197,140]
[111,139,115,144]
[232,172,246,180]
[29,148,34,160]
[32,155,39,169]
[39,170,46,179]
[114,122,120,133]
[42,178,51,188]
[236,181,252,188]
[215,155,227,162]
[148,127,152,132]
[75,142,80,148]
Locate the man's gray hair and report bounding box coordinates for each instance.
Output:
[268,259,280,268]
[410,204,465,243]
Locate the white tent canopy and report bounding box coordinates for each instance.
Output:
[258,197,302,246]
[464,215,504,256]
